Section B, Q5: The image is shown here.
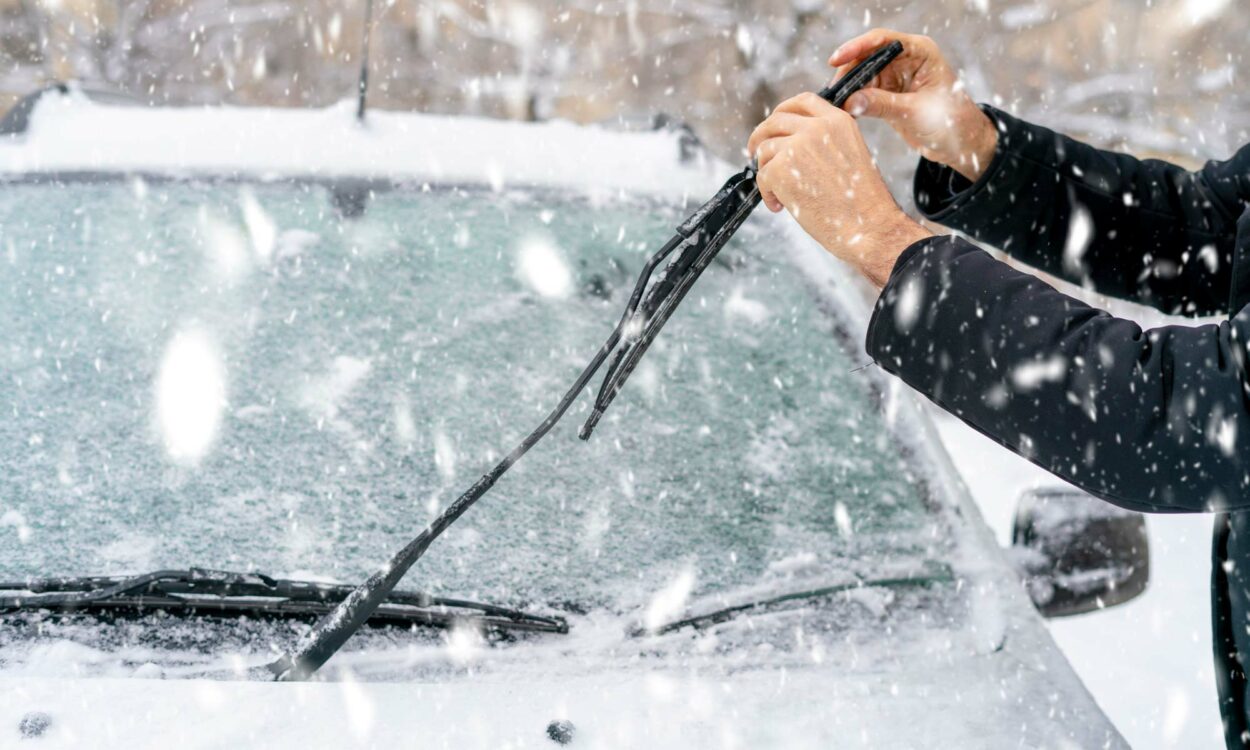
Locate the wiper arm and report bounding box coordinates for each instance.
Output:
[637,565,955,636]
[580,42,904,438]
[0,568,567,635]
[268,42,905,681]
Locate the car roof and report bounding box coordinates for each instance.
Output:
[0,86,725,198]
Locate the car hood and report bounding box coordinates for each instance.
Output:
[3,642,1123,749]
[1,601,1126,749]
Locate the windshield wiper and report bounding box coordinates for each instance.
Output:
[0,568,568,635]
[268,42,906,681]
[638,565,955,636]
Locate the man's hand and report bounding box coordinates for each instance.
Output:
[831,29,996,182]
[748,92,931,288]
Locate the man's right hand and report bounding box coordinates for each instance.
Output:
[830,29,997,182]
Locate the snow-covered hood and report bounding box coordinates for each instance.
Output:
[3,643,1121,749]
[0,88,725,198]
[0,552,1126,749]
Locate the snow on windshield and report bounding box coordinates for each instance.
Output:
[0,180,948,613]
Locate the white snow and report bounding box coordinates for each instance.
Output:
[238,186,277,264]
[442,625,485,666]
[432,426,458,482]
[643,568,697,633]
[515,234,574,299]
[833,501,853,537]
[1184,0,1232,26]
[392,394,417,447]
[0,89,723,199]
[0,509,32,544]
[723,287,770,325]
[0,661,1122,749]
[154,327,227,463]
[297,355,372,426]
[275,228,321,259]
[1062,204,1093,276]
[891,275,922,331]
[199,209,253,283]
[767,551,819,575]
[1009,354,1068,391]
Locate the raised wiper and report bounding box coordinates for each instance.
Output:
[638,564,955,636]
[0,568,567,635]
[267,42,906,682]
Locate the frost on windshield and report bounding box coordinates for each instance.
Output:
[0,182,943,592]
[0,181,954,670]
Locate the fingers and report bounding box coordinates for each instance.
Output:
[753,137,791,212]
[749,93,861,213]
[844,88,911,122]
[747,112,804,159]
[828,29,942,96]
[771,91,840,119]
[828,28,905,68]
[748,93,845,161]
[756,158,785,213]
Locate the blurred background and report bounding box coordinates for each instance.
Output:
[0,2,1244,748]
[0,0,1245,168]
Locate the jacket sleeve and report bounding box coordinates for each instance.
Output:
[914,106,1248,316]
[866,235,1250,514]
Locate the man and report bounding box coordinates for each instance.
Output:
[749,28,1250,748]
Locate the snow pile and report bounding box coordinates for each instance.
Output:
[0,89,725,198]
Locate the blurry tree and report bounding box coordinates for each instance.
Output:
[0,0,1246,166]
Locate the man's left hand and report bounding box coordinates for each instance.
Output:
[748,92,931,288]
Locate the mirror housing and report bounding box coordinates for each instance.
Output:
[1010,487,1150,618]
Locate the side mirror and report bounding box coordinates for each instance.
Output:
[1010,487,1150,618]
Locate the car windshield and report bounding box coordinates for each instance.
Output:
[0,179,952,628]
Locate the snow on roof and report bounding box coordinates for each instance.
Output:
[0,88,726,197]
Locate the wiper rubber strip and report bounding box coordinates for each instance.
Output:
[266,41,905,681]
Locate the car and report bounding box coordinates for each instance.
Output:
[0,85,1132,748]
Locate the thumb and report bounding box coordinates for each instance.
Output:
[845,88,911,122]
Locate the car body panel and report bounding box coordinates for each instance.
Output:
[3,644,1116,749]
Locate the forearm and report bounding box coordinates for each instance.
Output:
[913,107,1239,316]
[867,235,1250,513]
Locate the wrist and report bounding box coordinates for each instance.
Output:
[950,107,998,182]
[851,214,932,289]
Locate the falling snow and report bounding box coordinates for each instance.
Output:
[0,1,1243,747]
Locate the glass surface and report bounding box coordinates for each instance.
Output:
[0,180,948,611]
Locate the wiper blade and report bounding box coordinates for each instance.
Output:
[0,568,567,634]
[268,41,905,681]
[580,42,904,438]
[578,168,759,438]
[637,564,955,636]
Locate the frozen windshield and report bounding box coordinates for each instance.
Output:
[0,180,949,611]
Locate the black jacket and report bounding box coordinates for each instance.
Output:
[865,106,1250,748]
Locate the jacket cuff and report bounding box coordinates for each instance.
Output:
[866,234,980,368]
[912,105,1035,227]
